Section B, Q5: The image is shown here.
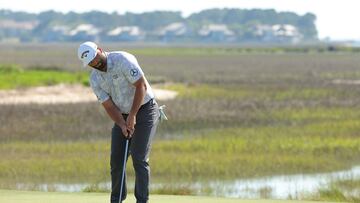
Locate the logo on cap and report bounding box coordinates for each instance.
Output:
[130,69,139,77]
[81,50,90,59]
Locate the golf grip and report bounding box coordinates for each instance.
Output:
[119,139,129,203]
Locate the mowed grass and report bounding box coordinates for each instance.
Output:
[0,190,342,203]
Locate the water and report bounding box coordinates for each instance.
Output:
[14,165,360,199]
[210,165,360,199]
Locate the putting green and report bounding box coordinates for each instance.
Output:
[0,190,340,203]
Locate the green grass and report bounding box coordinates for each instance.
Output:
[0,64,89,89]
[0,190,342,203]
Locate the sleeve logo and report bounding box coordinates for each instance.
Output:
[130,69,139,77]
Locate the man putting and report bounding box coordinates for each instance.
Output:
[78,41,159,203]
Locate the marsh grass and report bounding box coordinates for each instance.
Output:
[2,110,360,184]
[82,184,109,193]
[2,45,360,200]
[308,177,360,202]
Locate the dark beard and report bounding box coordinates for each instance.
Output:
[92,60,107,72]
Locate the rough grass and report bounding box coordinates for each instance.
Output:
[2,45,360,200]
[2,115,360,184]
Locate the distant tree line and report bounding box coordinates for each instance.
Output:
[0,9,317,43]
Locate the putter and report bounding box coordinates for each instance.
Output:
[119,138,129,203]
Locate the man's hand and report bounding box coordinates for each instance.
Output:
[119,122,130,138]
[126,114,136,136]
[101,99,131,139]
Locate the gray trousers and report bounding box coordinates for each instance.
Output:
[110,99,159,203]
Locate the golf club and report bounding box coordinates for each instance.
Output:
[119,138,129,203]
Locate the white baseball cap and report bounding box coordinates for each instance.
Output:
[78,41,98,67]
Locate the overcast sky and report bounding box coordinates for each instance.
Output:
[1,0,359,40]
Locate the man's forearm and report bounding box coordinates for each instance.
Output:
[129,76,147,116]
[129,83,146,117]
[102,99,126,126]
[106,106,126,126]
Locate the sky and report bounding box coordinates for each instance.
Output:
[0,0,359,41]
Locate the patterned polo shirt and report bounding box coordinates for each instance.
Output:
[90,51,154,114]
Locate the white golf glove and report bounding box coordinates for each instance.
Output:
[158,105,168,122]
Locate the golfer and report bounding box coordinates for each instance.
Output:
[78,41,159,203]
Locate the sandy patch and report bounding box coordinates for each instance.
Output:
[0,84,177,105]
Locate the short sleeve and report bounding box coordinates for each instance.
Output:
[90,73,110,103]
[120,53,144,84]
